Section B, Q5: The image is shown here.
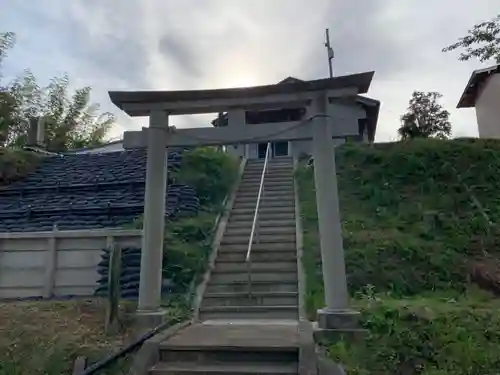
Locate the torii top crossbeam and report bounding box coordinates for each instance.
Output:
[109,72,374,116]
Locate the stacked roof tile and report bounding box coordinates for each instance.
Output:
[0,150,200,232]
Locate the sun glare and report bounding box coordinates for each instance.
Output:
[229,74,259,88]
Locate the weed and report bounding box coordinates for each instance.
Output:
[296,139,500,373]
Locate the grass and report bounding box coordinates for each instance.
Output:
[0,299,183,375]
[296,138,500,374]
[0,147,41,186]
[329,292,500,375]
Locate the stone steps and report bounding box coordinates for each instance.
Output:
[229,211,295,222]
[232,200,294,209]
[217,250,296,263]
[153,323,299,374]
[234,193,294,203]
[231,204,294,214]
[159,347,298,365]
[156,158,300,374]
[241,170,292,176]
[198,305,299,320]
[150,361,297,375]
[226,219,296,229]
[237,188,294,197]
[240,179,293,187]
[221,234,295,245]
[218,242,296,252]
[224,226,295,236]
[205,280,297,294]
[209,270,297,284]
[202,291,298,307]
[214,260,297,272]
[234,191,291,200]
[240,180,292,186]
[230,210,295,222]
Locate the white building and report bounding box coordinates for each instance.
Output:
[66,140,125,154]
[457,64,500,139]
[210,77,379,160]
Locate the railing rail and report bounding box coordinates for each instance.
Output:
[246,142,271,296]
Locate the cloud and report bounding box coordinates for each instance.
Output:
[0,0,498,140]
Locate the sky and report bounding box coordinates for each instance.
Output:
[0,0,498,142]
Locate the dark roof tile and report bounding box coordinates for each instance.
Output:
[0,150,199,232]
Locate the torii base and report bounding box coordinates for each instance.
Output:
[134,309,170,333]
[313,308,367,344]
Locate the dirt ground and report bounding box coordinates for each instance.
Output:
[0,298,132,375]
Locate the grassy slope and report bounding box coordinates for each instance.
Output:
[0,147,239,375]
[296,139,500,374]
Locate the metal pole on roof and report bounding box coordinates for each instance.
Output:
[325,29,334,78]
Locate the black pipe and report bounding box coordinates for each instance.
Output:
[78,317,182,375]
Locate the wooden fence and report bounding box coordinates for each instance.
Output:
[0,228,142,299]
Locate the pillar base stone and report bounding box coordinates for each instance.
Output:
[313,308,367,343]
[317,308,360,329]
[135,309,170,333]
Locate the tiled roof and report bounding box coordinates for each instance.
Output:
[0,150,199,232]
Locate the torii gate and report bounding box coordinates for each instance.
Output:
[109,71,374,330]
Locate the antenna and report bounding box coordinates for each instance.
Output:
[324,28,334,78]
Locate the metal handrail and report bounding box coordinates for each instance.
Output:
[246,142,271,296]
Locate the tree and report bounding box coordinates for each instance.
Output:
[443,14,500,63]
[398,91,452,140]
[0,32,17,144]
[6,72,114,151]
[0,32,15,76]
[0,32,114,151]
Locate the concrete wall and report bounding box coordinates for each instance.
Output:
[0,229,141,299]
[476,74,500,139]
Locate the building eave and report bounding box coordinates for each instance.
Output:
[457,64,500,108]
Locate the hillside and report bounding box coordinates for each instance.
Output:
[296,138,500,374]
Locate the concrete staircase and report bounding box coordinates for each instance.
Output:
[199,156,298,321]
[148,156,302,375]
[151,323,300,375]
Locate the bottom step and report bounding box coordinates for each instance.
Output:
[160,348,298,364]
[199,305,298,320]
[150,361,298,375]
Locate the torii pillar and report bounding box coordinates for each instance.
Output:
[109,71,374,331]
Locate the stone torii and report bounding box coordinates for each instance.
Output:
[108,71,374,330]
